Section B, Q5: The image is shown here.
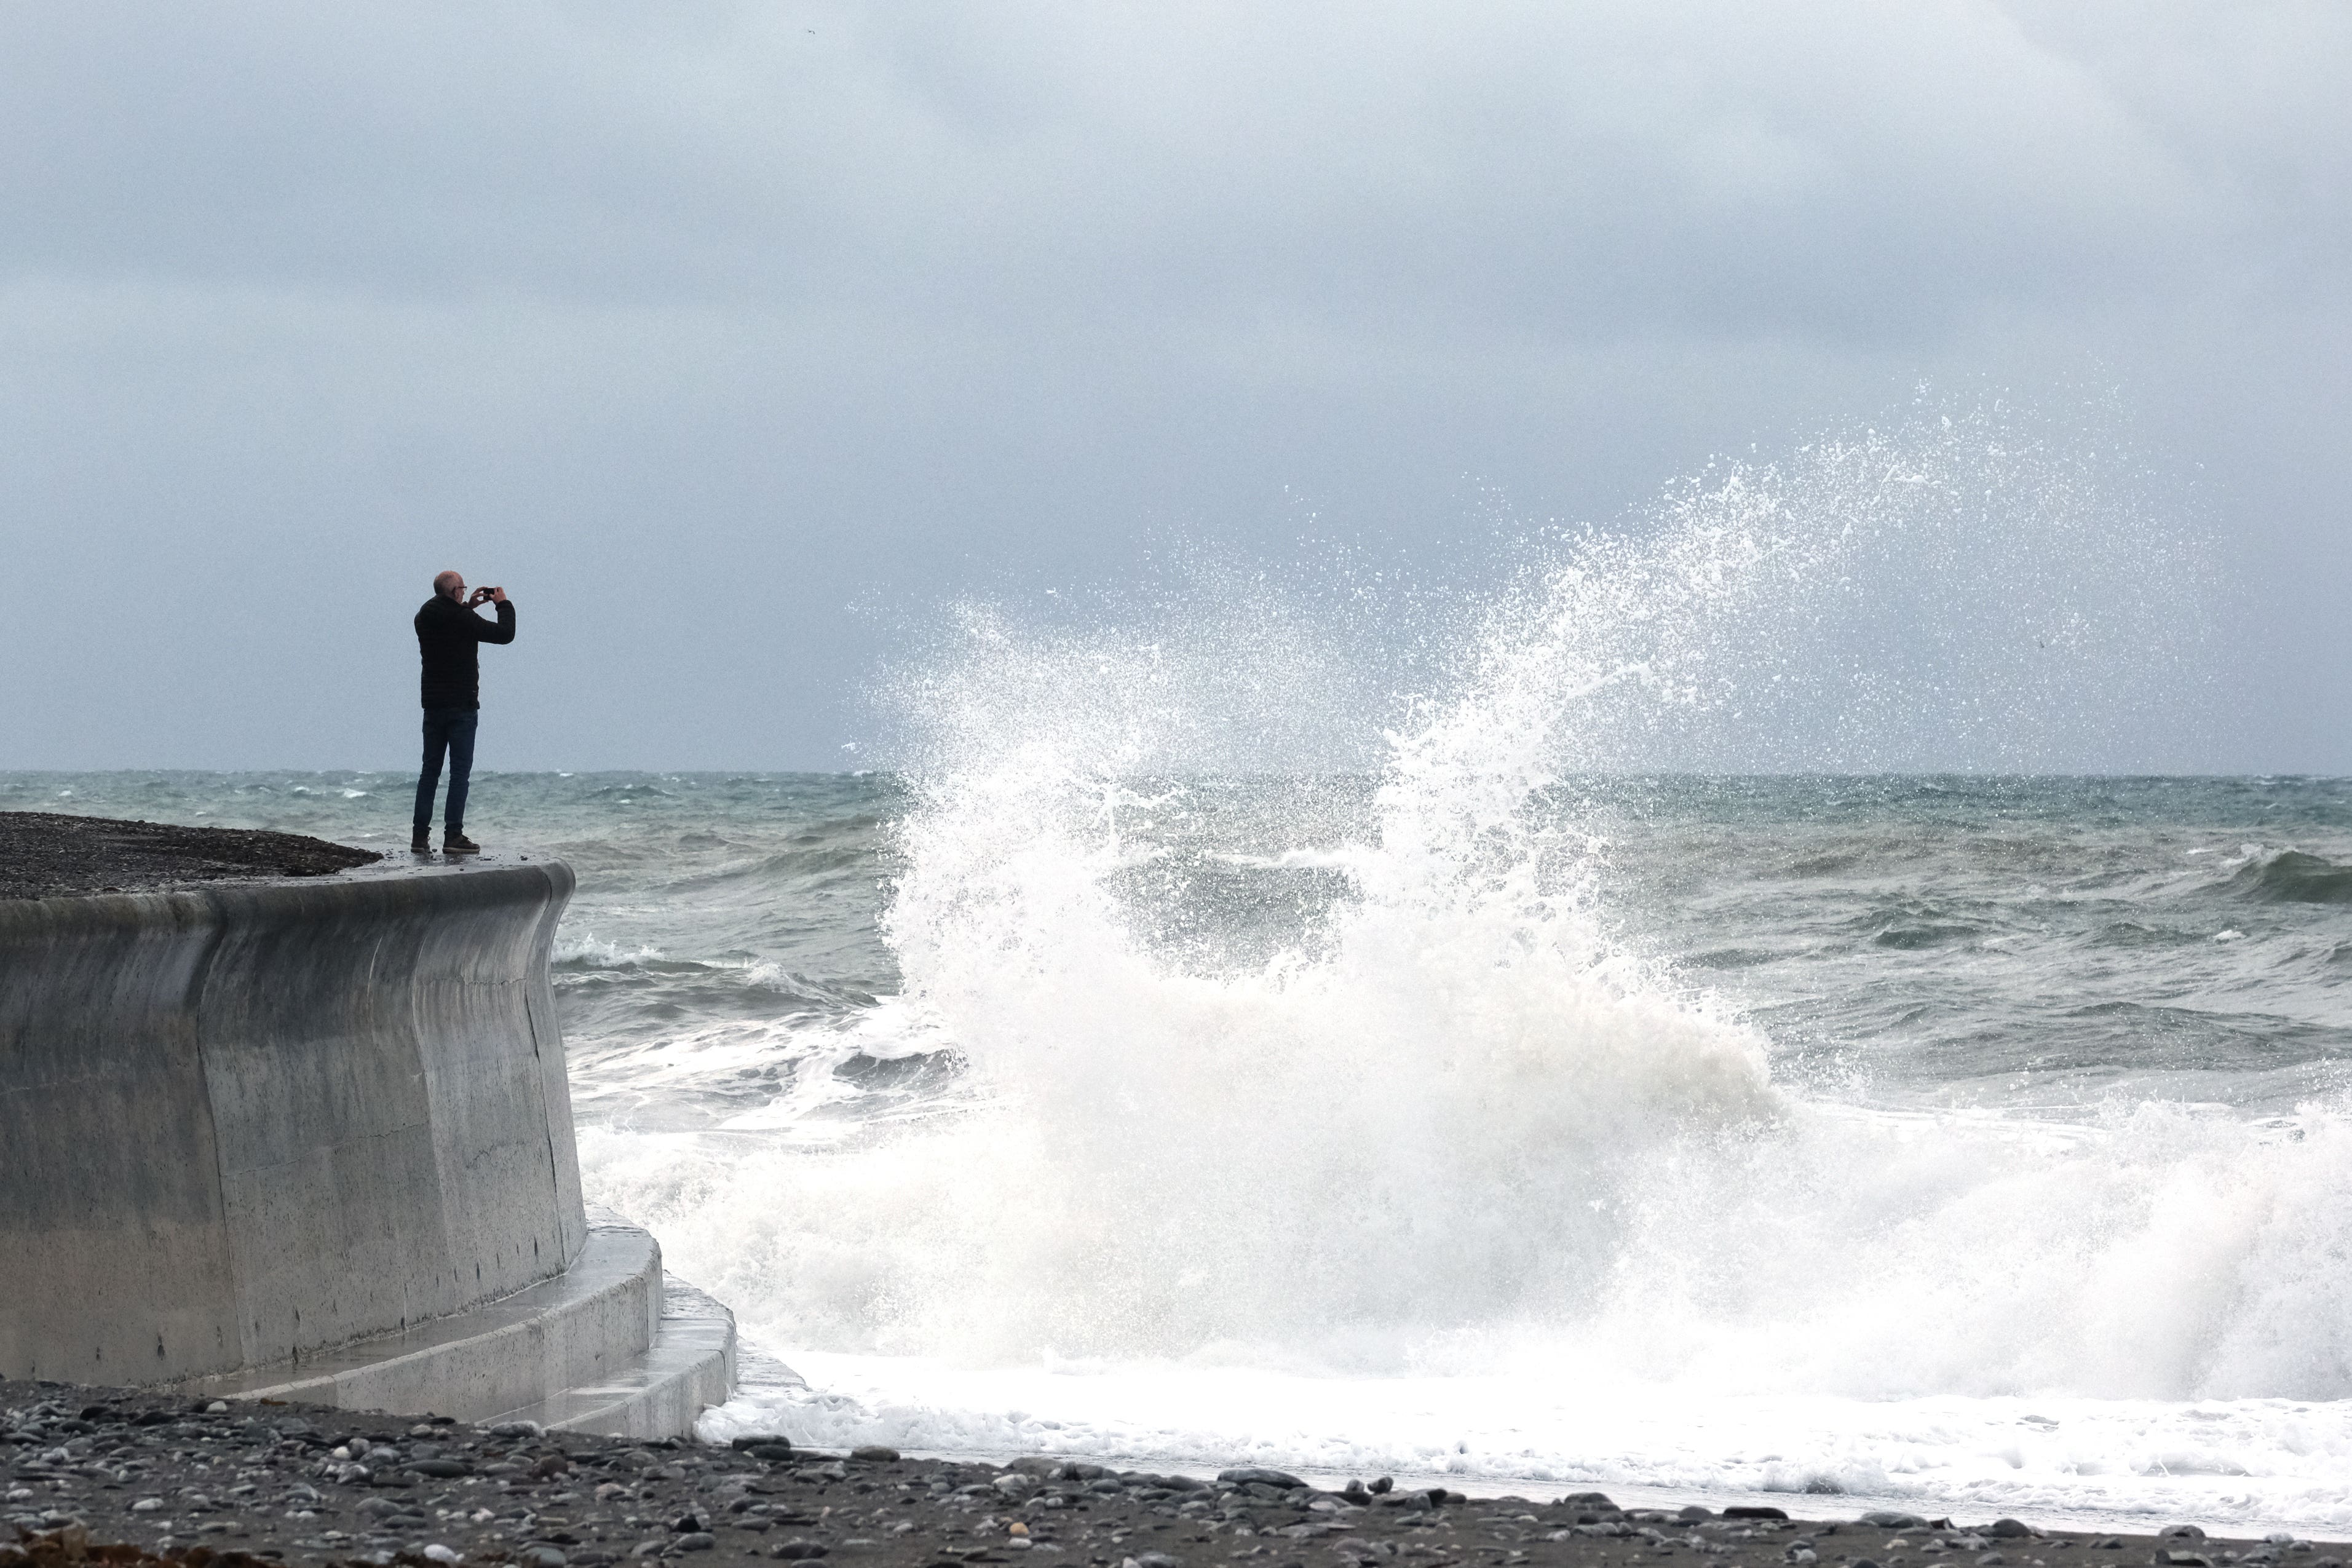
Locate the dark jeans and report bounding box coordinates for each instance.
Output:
[413,708,480,837]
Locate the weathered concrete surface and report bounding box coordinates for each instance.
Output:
[0,855,587,1387]
[494,1269,742,1438]
[175,1214,736,1438]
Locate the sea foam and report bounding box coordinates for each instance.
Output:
[579,403,2352,1529]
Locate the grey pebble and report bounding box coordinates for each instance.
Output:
[1218,1467,1305,1489]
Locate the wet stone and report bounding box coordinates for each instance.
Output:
[0,1377,2311,1568]
[1221,1468,1306,1490]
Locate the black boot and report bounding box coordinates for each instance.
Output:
[444,833,481,855]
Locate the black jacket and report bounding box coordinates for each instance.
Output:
[414,595,517,710]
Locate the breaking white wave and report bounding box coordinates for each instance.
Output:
[574,403,2352,1530]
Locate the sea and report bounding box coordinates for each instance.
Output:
[10,411,2351,1535]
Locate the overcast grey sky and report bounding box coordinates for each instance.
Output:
[2,2,2345,772]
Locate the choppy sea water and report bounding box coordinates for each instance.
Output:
[10,767,2352,1535]
[10,406,2346,1532]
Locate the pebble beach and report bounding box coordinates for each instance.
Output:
[3,1382,2330,1568]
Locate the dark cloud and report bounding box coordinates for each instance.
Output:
[0,2,2343,770]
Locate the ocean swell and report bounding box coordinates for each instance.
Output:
[563,408,2352,1525]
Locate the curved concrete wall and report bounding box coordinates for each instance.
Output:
[0,858,587,1387]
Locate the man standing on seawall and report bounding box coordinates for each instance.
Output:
[413,569,515,855]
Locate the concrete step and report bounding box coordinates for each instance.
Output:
[180,1218,667,1427]
[487,1279,737,1439]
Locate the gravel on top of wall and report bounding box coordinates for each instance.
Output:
[0,812,379,901]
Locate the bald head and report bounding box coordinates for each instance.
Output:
[434,569,464,600]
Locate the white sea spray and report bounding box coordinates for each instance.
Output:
[108,401,2329,1529]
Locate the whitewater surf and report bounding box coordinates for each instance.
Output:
[18,402,2348,1534]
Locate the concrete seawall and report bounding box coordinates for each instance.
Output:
[0,854,732,1431]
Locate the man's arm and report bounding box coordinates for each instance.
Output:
[477,592,517,645]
